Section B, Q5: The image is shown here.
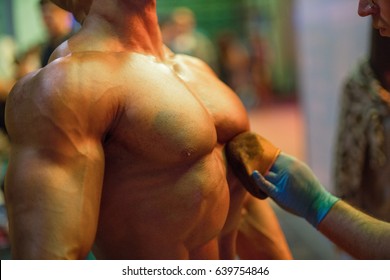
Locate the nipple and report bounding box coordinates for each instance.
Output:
[181,148,194,158]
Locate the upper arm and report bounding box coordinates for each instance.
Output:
[4,65,108,259]
[222,162,292,259]
[236,196,293,260]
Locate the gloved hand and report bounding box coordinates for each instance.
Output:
[251,153,339,228]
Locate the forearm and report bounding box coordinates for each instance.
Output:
[252,153,390,259]
[318,200,390,259]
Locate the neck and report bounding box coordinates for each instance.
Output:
[81,0,164,59]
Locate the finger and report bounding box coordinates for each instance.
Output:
[264,170,278,181]
[263,171,281,185]
[252,170,276,195]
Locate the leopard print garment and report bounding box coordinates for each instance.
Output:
[334,59,390,221]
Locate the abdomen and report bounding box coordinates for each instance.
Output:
[94,148,230,259]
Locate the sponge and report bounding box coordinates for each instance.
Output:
[226,132,280,199]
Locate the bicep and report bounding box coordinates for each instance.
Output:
[5,76,106,258]
[5,140,105,259]
[4,65,113,259]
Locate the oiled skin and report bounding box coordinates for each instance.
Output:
[4,0,292,259]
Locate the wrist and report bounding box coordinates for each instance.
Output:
[306,191,340,228]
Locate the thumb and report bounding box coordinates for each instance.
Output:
[251,170,276,197]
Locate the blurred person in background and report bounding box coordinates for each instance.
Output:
[39,0,76,66]
[165,7,218,72]
[216,31,258,109]
[0,36,16,133]
[17,0,76,78]
[334,26,390,225]
[248,30,273,105]
[0,35,15,251]
[250,0,390,260]
[0,36,16,104]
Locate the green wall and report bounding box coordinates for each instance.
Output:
[157,0,245,39]
[12,0,46,54]
[0,0,14,36]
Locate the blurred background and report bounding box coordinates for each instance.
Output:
[0,0,372,259]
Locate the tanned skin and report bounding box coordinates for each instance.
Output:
[4,0,291,259]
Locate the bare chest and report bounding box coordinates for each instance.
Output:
[104,55,249,164]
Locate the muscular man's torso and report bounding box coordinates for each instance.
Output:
[39,48,250,259]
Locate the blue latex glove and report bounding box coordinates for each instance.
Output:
[251,153,339,228]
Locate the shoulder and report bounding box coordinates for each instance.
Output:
[7,57,85,114]
[6,54,118,143]
[12,52,122,105]
[175,53,218,77]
